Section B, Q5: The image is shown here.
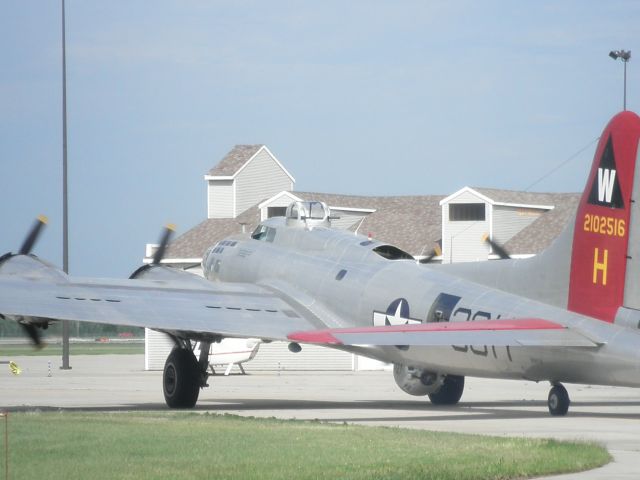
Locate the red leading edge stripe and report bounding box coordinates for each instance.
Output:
[288,318,564,345]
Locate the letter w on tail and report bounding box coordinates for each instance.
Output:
[598,168,617,203]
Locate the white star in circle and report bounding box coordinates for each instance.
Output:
[384,300,420,326]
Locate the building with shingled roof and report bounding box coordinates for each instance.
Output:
[149,145,580,268]
[205,144,294,219]
[143,144,580,371]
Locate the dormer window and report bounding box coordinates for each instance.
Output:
[449,203,485,221]
[267,207,287,218]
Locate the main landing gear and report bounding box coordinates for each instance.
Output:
[428,375,465,405]
[163,341,211,408]
[547,383,570,416]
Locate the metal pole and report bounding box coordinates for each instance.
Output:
[624,59,627,111]
[4,412,8,480]
[61,0,71,370]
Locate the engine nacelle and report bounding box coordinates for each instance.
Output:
[393,364,444,396]
[129,264,212,288]
[0,253,67,280]
[0,254,64,341]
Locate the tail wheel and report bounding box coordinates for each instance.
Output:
[548,383,570,416]
[428,375,465,405]
[163,348,200,408]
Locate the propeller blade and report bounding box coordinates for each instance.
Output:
[21,323,43,348]
[419,243,442,264]
[152,224,175,265]
[482,233,511,260]
[183,263,202,271]
[19,215,48,255]
[419,249,437,264]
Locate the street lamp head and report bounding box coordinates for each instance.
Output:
[609,50,631,111]
[610,50,631,62]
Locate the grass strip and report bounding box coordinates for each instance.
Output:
[0,342,144,356]
[1,412,610,480]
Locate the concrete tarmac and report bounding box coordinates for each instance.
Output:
[2,354,640,479]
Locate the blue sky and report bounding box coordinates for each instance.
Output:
[1,1,639,277]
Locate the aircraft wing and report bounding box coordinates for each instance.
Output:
[0,275,324,341]
[287,319,600,348]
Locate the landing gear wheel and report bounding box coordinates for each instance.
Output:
[428,375,465,405]
[163,348,201,408]
[548,383,570,416]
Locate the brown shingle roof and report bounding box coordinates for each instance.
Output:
[504,193,580,254]
[207,145,263,177]
[164,190,581,260]
[472,188,568,206]
[165,207,261,259]
[293,192,445,255]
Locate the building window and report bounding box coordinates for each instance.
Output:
[449,203,485,221]
[267,207,287,218]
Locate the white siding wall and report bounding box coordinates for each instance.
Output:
[492,206,545,244]
[330,215,364,231]
[441,195,490,263]
[208,180,234,218]
[260,193,299,220]
[448,191,484,204]
[145,329,174,370]
[443,220,489,263]
[245,342,353,371]
[145,334,354,371]
[329,210,368,230]
[236,149,293,215]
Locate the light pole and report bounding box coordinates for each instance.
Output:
[61,0,71,370]
[609,50,631,111]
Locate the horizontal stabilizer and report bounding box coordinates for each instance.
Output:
[288,318,599,348]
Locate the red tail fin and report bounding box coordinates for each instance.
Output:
[568,111,640,322]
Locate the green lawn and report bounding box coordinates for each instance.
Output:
[0,342,144,356]
[0,412,610,480]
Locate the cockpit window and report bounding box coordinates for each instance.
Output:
[251,225,276,242]
[372,245,415,261]
[306,202,327,220]
[286,201,328,220]
[251,226,267,240]
[265,227,276,242]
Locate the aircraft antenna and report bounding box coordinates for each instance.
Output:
[523,136,599,192]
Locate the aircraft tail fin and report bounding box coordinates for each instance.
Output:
[436,111,640,323]
[567,111,640,322]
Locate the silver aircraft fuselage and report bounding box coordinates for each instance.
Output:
[203,215,640,389]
